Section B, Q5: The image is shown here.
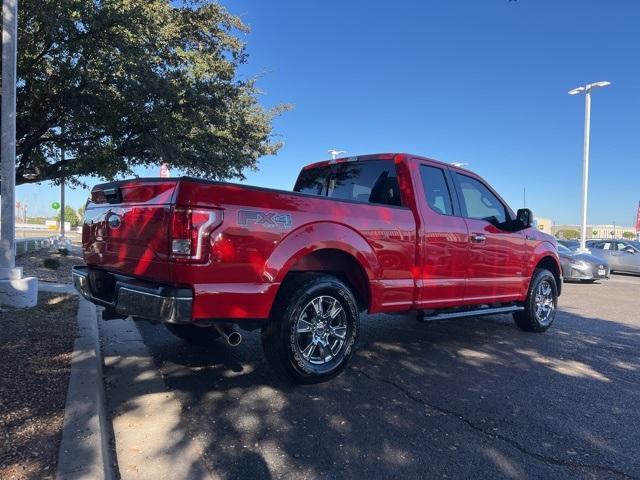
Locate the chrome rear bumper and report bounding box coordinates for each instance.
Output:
[72,266,192,323]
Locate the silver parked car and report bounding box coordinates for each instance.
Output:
[557,244,610,282]
[586,240,640,275]
[557,239,580,251]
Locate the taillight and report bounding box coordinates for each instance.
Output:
[170,208,222,262]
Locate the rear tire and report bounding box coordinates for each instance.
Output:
[513,268,558,332]
[262,273,359,384]
[164,323,220,345]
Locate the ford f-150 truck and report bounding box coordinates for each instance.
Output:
[73,153,561,384]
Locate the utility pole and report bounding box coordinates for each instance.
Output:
[60,180,65,239]
[59,128,66,238]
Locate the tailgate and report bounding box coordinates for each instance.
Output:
[83,179,178,284]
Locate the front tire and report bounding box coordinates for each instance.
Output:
[262,273,359,384]
[513,268,558,332]
[164,323,220,345]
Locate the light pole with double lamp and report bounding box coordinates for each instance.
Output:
[568,81,611,252]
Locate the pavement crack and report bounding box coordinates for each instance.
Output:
[354,368,635,479]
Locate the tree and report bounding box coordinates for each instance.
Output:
[56,206,80,227]
[622,231,635,240]
[10,0,288,186]
[555,229,580,240]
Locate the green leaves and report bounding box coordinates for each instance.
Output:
[13,0,288,186]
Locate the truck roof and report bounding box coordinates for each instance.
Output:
[302,153,473,175]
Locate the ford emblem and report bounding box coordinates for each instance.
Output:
[107,213,122,229]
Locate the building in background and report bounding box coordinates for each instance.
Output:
[589,224,636,240]
[533,217,552,235]
[552,223,635,240]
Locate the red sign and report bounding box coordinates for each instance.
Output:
[160,163,170,178]
[636,201,640,233]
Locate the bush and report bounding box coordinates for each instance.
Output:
[555,229,580,240]
[43,258,60,270]
[58,248,69,257]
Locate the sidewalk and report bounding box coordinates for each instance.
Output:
[101,318,212,479]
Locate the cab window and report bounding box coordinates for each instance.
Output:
[455,173,507,225]
[294,166,328,195]
[420,165,453,216]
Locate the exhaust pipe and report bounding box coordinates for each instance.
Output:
[213,324,242,347]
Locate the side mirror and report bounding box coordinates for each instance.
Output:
[624,247,636,254]
[516,208,533,229]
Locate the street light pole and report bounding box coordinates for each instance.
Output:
[579,88,591,252]
[328,149,345,160]
[568,81,611,252]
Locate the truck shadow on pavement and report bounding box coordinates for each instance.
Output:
[113,308,640,480]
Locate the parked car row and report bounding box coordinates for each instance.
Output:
[555,238,640,282]
[557,244,609,282]
[587,240,640,275]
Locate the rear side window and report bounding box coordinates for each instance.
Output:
[295,160,402,206]
[420,165,453,215]
[455,173,507,224]
[329,160,402,206]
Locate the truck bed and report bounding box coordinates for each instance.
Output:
[83,177,417,319]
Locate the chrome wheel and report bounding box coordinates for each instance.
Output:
[295,295,347,365]
[534,280,554,325]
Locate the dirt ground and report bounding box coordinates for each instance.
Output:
[0,292,78,480]
[16,249,84,284]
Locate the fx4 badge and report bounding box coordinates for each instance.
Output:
[237,210,293,229]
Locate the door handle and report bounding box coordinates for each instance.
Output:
[470,233,486,243]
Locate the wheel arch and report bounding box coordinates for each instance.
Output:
[264,223,379,313]
[534,255,562,296]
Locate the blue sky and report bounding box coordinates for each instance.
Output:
[19,0,640,226]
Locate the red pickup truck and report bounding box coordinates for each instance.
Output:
[73,153,561,383]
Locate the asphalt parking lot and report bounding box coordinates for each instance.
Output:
[103,274,640,479]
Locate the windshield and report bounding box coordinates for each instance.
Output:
[557,244,571,254]
[623,242,639,253]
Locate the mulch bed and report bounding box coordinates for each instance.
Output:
[0,292,79,480]
[16,249,84,284]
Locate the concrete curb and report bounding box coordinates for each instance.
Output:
[39,281,77,295]
[57,297,113,480]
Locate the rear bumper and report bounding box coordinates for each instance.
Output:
[72,266,192,323]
